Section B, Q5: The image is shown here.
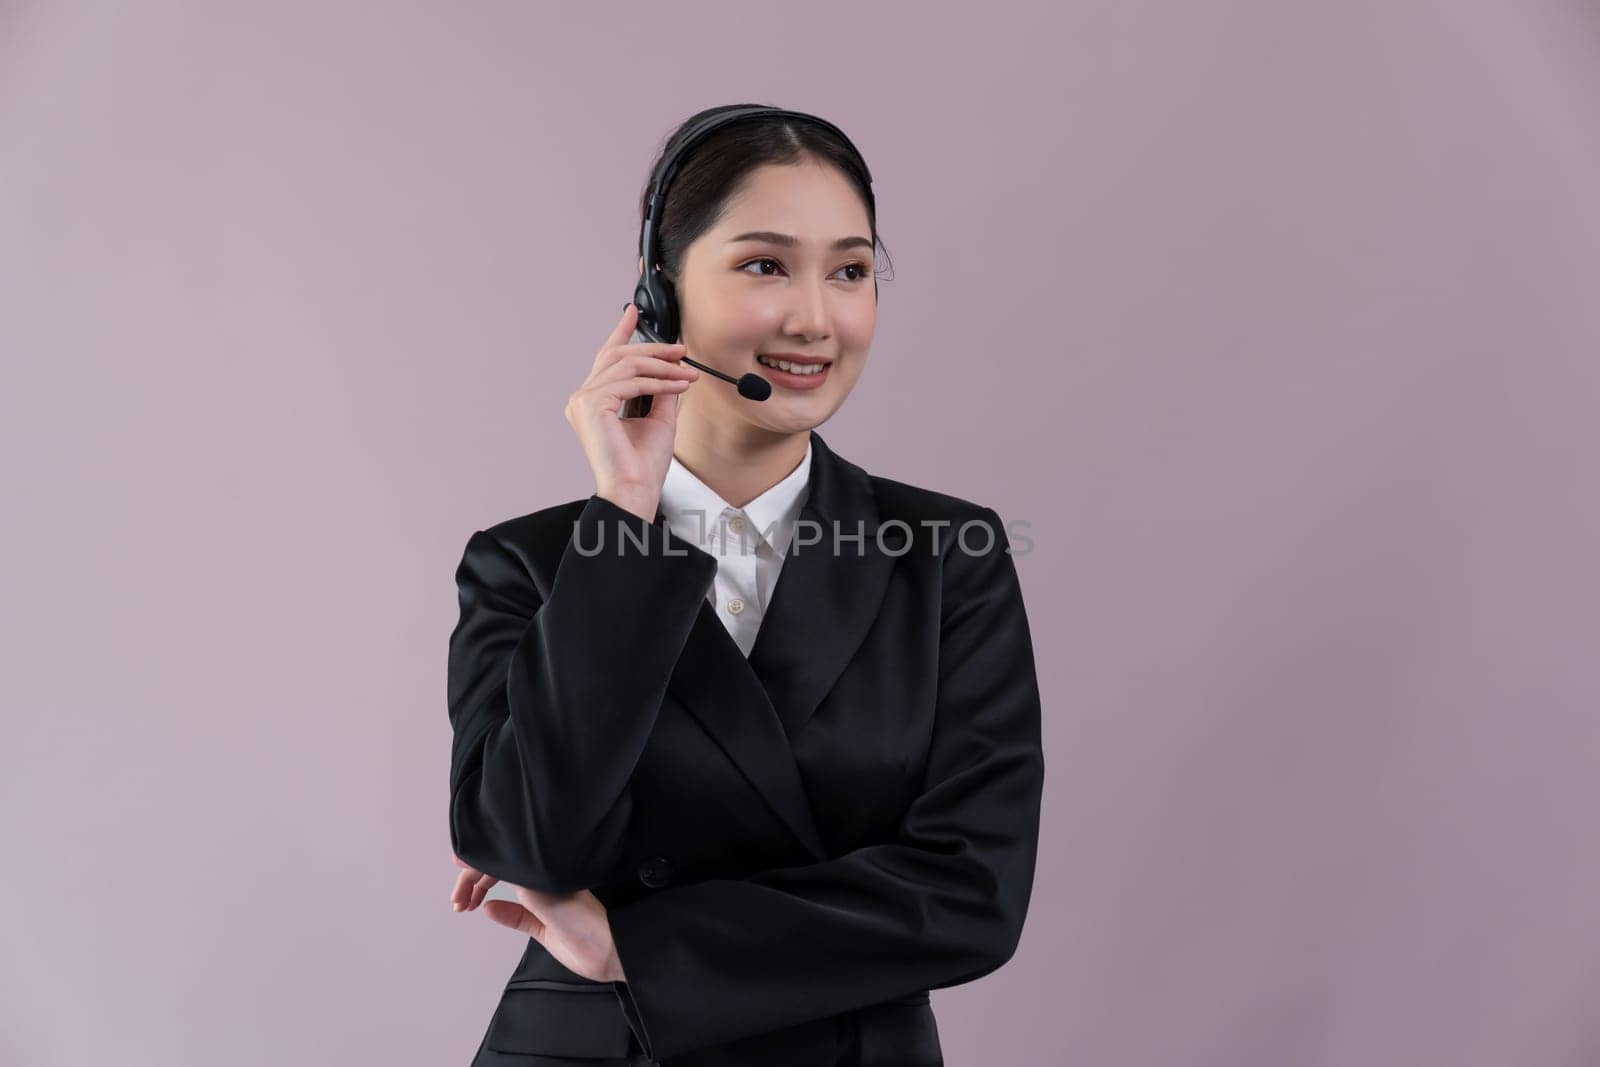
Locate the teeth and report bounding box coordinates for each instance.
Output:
[757,355,828,376]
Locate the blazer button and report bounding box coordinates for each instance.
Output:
[637,856,675,888]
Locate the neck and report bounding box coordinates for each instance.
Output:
[671,417,810,510]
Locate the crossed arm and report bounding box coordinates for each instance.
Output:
[447,496,1044,1061]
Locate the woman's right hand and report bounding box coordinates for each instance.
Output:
[565,303,700,522]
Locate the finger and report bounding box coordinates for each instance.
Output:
[598,375,695,413]
[469,873,498,910]
[483,900,545,941]
[595,341,688,377]
[575,370,698,419]
[451,869,478,910]
[596,303,642,366]
[453,868,491,911]
[593,351,699,387]
[645,384,683,427]
[610,302,638,345]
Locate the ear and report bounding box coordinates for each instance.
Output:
[638,255,645,273]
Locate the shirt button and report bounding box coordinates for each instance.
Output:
[638,856,675,888]
[727,515,745,534]
[726,597,744,615]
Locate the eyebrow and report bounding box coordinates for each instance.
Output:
[726,230,874,253]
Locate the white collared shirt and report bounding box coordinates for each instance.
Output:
[659,438,813,657]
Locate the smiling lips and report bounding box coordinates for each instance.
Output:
[755,352,833,389]
[758,352,831,372]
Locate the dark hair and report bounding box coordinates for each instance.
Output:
[638,103,893,294]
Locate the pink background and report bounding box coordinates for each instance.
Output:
[4,1,1599,1064]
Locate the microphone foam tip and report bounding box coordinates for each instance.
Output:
[738,374,772,401]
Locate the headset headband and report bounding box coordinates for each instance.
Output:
[638,107,874,264]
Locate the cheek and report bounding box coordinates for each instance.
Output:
[840,303,876,350]
[702,291,778,345]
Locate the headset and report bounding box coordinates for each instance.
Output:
[625,106,876,416]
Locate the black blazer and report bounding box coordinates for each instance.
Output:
[448,429,1044,1066]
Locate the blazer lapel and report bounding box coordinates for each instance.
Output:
[659,430,898,864]
[746,431,897,742]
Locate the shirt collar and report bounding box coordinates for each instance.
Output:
[660,437,813,558]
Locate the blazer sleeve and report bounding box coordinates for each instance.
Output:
[605,506,1045,1061]
[447,493,717,893]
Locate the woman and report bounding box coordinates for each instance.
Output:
[446,104,1044,1066]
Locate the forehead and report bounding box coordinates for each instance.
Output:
[707,161,871,239]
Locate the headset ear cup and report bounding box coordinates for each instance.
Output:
[632,271,680,345]
[655,273,679,343]
[631,279,656,335]
[636,272,679,345]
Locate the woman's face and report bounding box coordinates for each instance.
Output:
[662,160,877,435]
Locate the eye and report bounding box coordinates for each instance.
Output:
[737,257,873,282]
[740,257,784,277]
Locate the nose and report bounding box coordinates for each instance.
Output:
[782,274,830,343]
